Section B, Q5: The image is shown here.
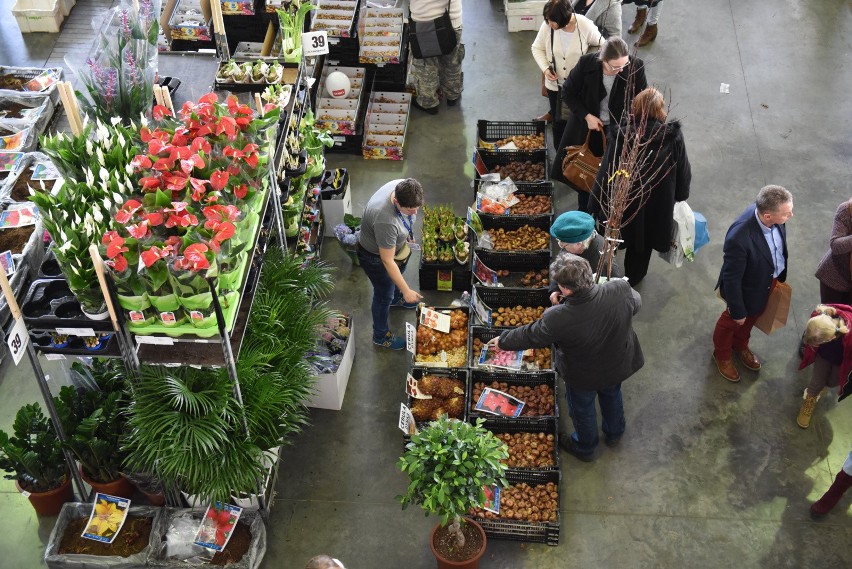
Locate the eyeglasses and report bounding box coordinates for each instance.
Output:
[605,59,630,72]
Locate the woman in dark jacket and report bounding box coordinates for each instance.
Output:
[553,36,648,212]
[590,87,692,286]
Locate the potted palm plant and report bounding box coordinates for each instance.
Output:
[398,416,509,569]
[55,361,134,499]
[0,403,73,516]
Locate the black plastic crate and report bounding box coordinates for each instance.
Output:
[403,367,469,448]
[471,249,551,289]
[468,367,559,420]
[473,180,555,218]
[476,120,548,150]
[469,469,561,546]
[412,305,470,369]
[473,149,550,183]
[481,416,559,475]
[468,326,553,372]
[470,285,550,328]
[479,214,551,233]
[419,258,470,292]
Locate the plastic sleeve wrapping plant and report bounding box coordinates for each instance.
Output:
[148,508,267,569]
[68,0,160,125]
[44,503,165,569]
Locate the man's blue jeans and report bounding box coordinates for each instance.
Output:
[357,248,407,342]
[565,383,626,456]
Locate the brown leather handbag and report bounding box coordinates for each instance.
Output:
[562,129,607,193]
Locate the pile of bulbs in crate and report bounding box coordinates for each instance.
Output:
[399,118,562,547]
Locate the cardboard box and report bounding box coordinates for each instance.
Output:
[321,180,352,236]
[12,0,63,33]
[306,318,355,410]
[169,0,212,41]
[220,0,254,15]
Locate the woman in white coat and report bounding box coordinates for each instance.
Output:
[532,0,603,145]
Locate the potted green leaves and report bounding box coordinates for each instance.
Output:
[55,361,134,499]
[0,403,73,516]
[397,416,509,569]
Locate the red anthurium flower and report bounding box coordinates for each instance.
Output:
[131,155,153,169]
[153,157,175,171]
[140,127,154,143]
[139,176,161,191]
[128,220,151,239]
[243,152,258,169]
[226,163,241,176]
[213,221,235,243]
[163,172,188,192]
[141,246,169,268]
[199,93,218,105]
[165,236,183,252]
[144,212,164,226]
[105,256,128,273]
[152,105,172,120]
[221,205,240,221]
[183,243,210,271]
[216,116,237,139]
[234,184,248,199]
[115,200,143,224]
[242,143,259,155]
[180,154,205,174]
[209,170,229,191]
[102,230,120,245]
[102,232,128,259]
[191,137,211,154]
[172,129,189,147]
[190,178,208,202]
[148,138,168,156]
[195,124,213,138]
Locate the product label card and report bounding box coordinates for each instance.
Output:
[55,327,95,337]
[194,503,242,552]
[478,344,524,370]
[82,493,131,544]
[474,387,525,417]
[160,311,176,324]
[31,162,61,180]
[472,253,498,286]
[128,311,145,323]
[406,374,432,400]
[0,151,24,171]
[0,127,30,151]
[0,203,39,228]
[0,250,14,276]
[419,307,451,334]
[399,402,418,435]
[471,288,492,326]
[483,484,500,514]
[22,70,59,92]
[405,321,416,355]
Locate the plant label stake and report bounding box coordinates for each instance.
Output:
[399,403,417,435]
[6,314,28,366]
[405,322,417,356]
[82,493,131,543]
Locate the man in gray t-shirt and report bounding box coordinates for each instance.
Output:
[357,178,425,350]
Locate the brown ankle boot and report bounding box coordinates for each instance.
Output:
[636,24,658,47]
[811,470,852,518]
[796,389,821,429]
[628,8,647,34]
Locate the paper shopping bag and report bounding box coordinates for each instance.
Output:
[754,282,792,335]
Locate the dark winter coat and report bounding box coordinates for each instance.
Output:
[498,280,644,391]
[558,53,648,150]
[589,119,692,253]
[715,204,789,320]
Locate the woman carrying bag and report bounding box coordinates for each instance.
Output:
[573,0,622,38]
[589,87,691,286]
[553,36,647,212]
[532,0,604,136]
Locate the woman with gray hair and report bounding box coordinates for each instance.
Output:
[489,252,644,462]
[551,36,648,212]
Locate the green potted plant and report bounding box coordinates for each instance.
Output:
[397,416,509,569]
[0,403,73,516]
[55,360,134,499]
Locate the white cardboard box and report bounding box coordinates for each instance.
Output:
[504,0,546,32]
[321,180,353,237]
[12,0,63,33]
[307,319,355,410]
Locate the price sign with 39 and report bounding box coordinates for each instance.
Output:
[302,31,330,57]
[7,317,29,366]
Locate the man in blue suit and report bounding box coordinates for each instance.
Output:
[713,185,794,382]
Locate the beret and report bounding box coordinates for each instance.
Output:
[550,211,594,243]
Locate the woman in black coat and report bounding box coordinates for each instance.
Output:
[590,87,692,286]
[553,36,648,212]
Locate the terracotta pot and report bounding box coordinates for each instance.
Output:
[16,477,73,517]
[140,489,166,506]
[80,467,135,499]
[429,519,487,569]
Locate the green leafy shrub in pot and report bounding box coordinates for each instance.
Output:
[397,416,509,549]
[0,403,68,493]
[55,360,129,484]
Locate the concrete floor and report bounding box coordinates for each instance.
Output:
[1,0,852,567]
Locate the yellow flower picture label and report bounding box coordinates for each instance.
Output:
[82,493,131,544]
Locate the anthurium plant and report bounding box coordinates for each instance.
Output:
[398,416,509,549]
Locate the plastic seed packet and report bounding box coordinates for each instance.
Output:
[478,344,524,370]
[475,387,525,417]
[483,484,500,514]
[82,493,131,544]
[194,503,242,552]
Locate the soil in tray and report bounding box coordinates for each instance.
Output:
[0,101,29,119]
[0,74,27,90]
[10,168,53,201]
[210,522,251,565]
[0,225,34,254]
[433,522,484,563]
[58,516,153,556]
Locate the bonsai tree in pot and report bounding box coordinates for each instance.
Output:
[397,416,509,569]
[55,360,134,498]
[0,403,73,516]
